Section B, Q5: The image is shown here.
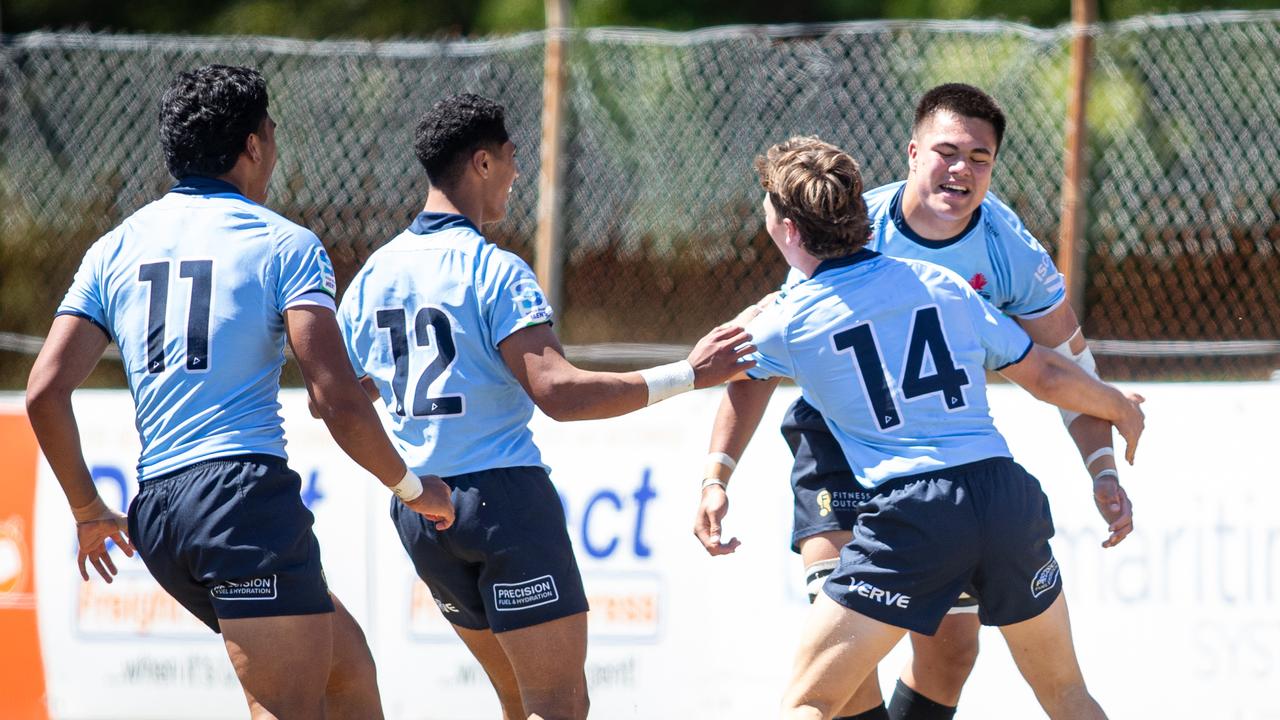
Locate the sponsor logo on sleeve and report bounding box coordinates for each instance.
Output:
[493,574,559,612]
[316,247,337,296]
[1031,557,1060,598]
[511,279,550,322]
[210,575,278,601]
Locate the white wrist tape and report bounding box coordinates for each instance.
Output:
[640,360,696,406]
[706,452,737,471]
[70,495,117,523]
[391,468,424,502]
[1093,469,1119,482]
[701,478,728,492]
[1051,331,1098,427]
[1083,447,1114,468]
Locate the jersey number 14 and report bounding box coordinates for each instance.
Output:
[832,305,970,431]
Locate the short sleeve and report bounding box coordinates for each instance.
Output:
[56,236,112,339]
[959,280,1034,370]
[743,303,795,380]
[985,197,1066,318]
[273,229,338,312]
[479,251,553,346]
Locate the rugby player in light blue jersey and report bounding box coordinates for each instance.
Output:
[338,93,753,720]
[693,86,1133,720]
[26,65,453,719]
[732,138,1143,720]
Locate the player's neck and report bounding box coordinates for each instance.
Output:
[899,186,972,240]
[422,189,480,227]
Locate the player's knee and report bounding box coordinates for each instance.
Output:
[805,558,839,604]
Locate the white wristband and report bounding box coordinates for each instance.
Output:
[1093,469,1119,482]
[1083,447,1114,468]
[391,468,424,502]
[706,452,737,471]
[1050,331,1098,427]
[639,360,696,406]
[701,478,727,492]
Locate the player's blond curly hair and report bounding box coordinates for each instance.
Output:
[754,136,870,259]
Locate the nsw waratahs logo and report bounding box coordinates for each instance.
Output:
[968,272,990,299]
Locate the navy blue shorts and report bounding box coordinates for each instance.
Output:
[781,395,871,552]
[391,466,588,634]
[824,458,1061,635]
[127,454,334,633]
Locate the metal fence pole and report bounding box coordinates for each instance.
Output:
[535,0,569,321]
[1057,0,1095,321]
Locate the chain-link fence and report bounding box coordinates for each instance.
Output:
[2,13,1279,386]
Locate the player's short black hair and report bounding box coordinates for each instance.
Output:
[159,65,270,180]
[414,93,510,189]
[913,83,1006,151]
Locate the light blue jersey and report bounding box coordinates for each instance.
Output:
[338,212,550,478]
[748,250,1033,488]
[784,182,1065,319]
[57,177,338,480]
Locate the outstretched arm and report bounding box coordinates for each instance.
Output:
[1019,303,1132,548]
[26,315,135,582]
[998,345,1145,466]
[499,323,755,422]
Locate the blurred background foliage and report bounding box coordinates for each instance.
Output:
[3,0,1279,37]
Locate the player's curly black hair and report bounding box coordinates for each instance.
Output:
[414,93,510,189]
[159,65,269,180]
[913,83,1006,151]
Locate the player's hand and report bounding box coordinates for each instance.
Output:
[722,292,779,329]
[403,474,456,531]
[693,484,740,556]
[1094,476,1134,548]
[75,511,134,583]
[1114,392,1146,464]
[688,325,756,389]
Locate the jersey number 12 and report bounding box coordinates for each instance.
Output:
[376,307,465,417]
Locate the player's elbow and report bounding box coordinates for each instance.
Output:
[25,366,69,420]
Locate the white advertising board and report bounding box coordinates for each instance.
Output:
[2,382,1277,719]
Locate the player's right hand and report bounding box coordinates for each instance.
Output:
[1114,392,1146,464]
[404,474,456,531]
[688,325,756,389]
[693,484,740,556]
[76,511,134,584]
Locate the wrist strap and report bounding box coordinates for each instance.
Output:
[1093,469,1119,482]
[640,360,696,406]
[391,468,424,502]
[1084,447,1114,468]
[701,478,727,492]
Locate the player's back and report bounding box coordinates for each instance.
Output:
[750,250,1032,487]
[339,212,547,478]
[57,177,336,480]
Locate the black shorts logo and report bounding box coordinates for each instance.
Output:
[1031,558,1060,598]
[493,575,559,612]
[211,575,278,601]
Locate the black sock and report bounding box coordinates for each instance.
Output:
[835,703,891,720]
[888,680,957,720]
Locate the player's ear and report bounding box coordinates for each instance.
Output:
[907,138,918,171]
[244,131,261,164]
[473,148,490,179]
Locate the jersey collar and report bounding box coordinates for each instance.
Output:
[170,176,247,198]
[889,184,982,249]
[810,248,880,278]
[409,211,481,236]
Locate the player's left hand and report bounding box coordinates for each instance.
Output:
[1093,476,1133,548]
[693,484,741,556]
[76,513,134,583]
[688,325,756,388]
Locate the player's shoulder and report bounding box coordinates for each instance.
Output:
[894,256,973,298]
[862,180,904,218]
[978,190,1042,250]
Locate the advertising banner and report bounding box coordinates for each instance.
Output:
[2,383,1277,719]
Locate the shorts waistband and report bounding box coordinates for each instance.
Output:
[138,452,287,487]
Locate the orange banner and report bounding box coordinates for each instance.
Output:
[0,411,50,720]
